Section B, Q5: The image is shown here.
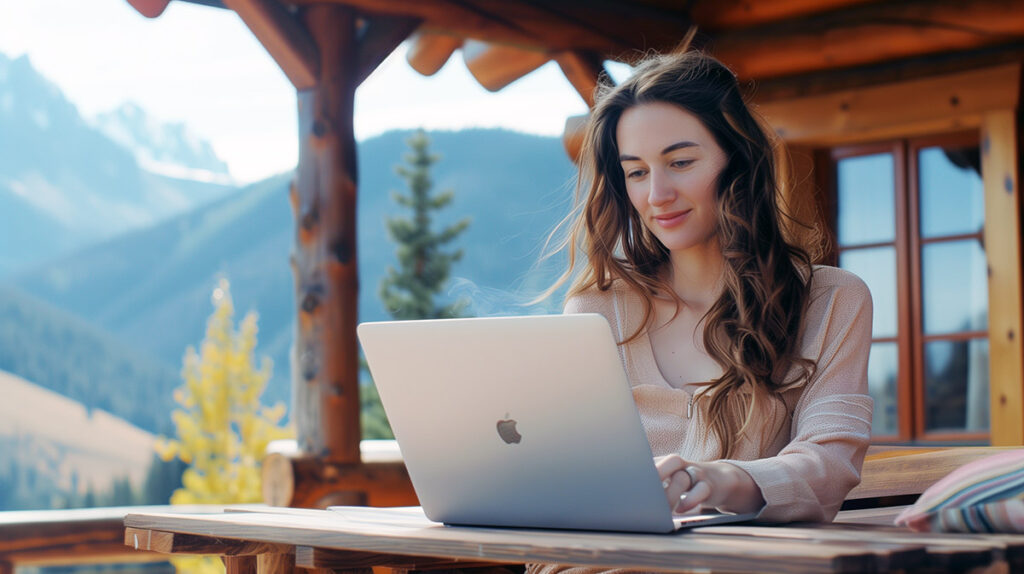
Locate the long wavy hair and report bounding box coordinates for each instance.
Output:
[551,51,819,458]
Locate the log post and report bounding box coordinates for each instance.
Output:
[292,4,361,465]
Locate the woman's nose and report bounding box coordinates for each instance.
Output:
[648,170,675,206]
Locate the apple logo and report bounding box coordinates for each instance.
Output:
[496,418,522,444]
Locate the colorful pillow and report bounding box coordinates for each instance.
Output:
[894,449,1024,533]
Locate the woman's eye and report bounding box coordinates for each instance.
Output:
[625,168,647,180]
[671,159,694,169]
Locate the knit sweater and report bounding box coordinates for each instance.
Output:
[563,265,874,523]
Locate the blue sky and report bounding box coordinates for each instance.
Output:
[0,0,604,183]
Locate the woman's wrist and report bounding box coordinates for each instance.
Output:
[707,461,765,514]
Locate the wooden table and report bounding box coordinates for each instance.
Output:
[121,505,1024,573]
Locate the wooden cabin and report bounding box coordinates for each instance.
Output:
[113,0,1024,510]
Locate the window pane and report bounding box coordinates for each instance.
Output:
[924,339,989,433]
[839,247,897,338]
[837,153,895,245]
[868,342,899,436]
[921,239,988,335]
[919,146,983,239]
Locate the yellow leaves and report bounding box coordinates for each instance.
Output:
[156,278,294,574]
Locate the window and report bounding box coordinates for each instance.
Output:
[830,132,988,442]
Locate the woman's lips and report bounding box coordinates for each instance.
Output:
[653,210,691,228]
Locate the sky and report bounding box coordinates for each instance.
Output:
[0,0,617,183]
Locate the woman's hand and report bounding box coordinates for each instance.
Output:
[655,455,766,515]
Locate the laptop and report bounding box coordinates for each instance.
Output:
[355,313,757,533]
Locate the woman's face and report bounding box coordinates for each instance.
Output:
[616,102,727,253]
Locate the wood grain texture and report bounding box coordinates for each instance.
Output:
[292,4,362,464]
[758,64,1021,145]
[260,454,417,508]
[224,554,257,574]
[295,545,505,570]
[848,446,1020,499]
[123,527,292,556]
[983,109,1024,445]
[223,0,319,90]
[122,507,931,573]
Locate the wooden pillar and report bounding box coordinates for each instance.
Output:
[292,4,361,464]
[983,108,1024,445]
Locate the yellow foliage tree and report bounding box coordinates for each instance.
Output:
[156,278,291,574]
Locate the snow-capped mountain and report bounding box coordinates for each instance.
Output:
[95,102,234,185]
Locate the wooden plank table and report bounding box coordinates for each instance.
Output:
[121,505,1024,573]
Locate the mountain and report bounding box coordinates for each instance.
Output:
[12,129,577,409]
[95,102,233,184]
[0,52,237,277]
[0,283,180,433]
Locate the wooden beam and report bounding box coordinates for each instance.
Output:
[222,0,319,90]
[261,454,417,508]
[355,16,422,85]
[562,114,588,164]
[287,0,682,57]
[462,40,549,91]
[292,5,362,463]
[689,0,879,31]
[126,0,171,18]
[223,555,257,574]
[848,446,1020,499]
[554,50,606,108]
[124,527,292,556]
[294,546,502,570]
[711,0,1024,80]
[757,64,1021,145]
[983,108,1024,445]
[406,32,462,76]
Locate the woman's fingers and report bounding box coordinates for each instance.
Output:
[675,479,712,513]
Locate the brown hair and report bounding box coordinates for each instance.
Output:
[550,51,818,458]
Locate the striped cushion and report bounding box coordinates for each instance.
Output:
[894,449,1024,533]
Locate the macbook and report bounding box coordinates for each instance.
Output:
[355,313,756,533]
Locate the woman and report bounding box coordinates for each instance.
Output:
[549,50,874,525]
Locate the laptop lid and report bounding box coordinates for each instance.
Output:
[357,314,756,533]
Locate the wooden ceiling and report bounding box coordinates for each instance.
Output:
[131,0,1024,98]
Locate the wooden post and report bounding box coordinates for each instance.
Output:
[292,4,361,464]
[983,109,1024,445]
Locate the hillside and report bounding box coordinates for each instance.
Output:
[0,369,155,508]
[12,129,577,408]
[0,284,180,432]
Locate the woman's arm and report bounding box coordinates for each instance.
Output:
[661,269,874,521]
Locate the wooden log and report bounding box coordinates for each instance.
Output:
[561,114,588,164]
[355,16,422,85]
[711,0,1024,80]
[406,32,463,76]
[690,0,878,31]
[295,546,504,570]
[847,446,1020,500]
[125,0,170,18]
[554,51,605,108]
[983,108,1024,445]
[292,4,362,464]
[462,40,549,92]
[261,453,417,508]
[223,0,320,90]
[0,561,11,574]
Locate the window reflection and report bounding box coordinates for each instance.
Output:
[919,146,983,239]
[839,247,897,339]
[867,342,899,436]
[924,339,989,433]
[921,240,988,335]
[837,153,895,245]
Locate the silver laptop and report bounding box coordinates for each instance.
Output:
[355,313,756,533]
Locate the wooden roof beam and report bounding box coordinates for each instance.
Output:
[555,50,607,108]
[688,0,881,32]
[406,32,464,77]
[462,41,550,92]
[126,0,171,18]
[711,0,1024,80]
[223,0,319,90]
[355,16,422,85]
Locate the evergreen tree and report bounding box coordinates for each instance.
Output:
[379,129,471,319]
[156,278,292,574]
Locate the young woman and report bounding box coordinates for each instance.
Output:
[550,50,874,525]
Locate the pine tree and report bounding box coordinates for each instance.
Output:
[156,278,291,574]
[379,129,470,319]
